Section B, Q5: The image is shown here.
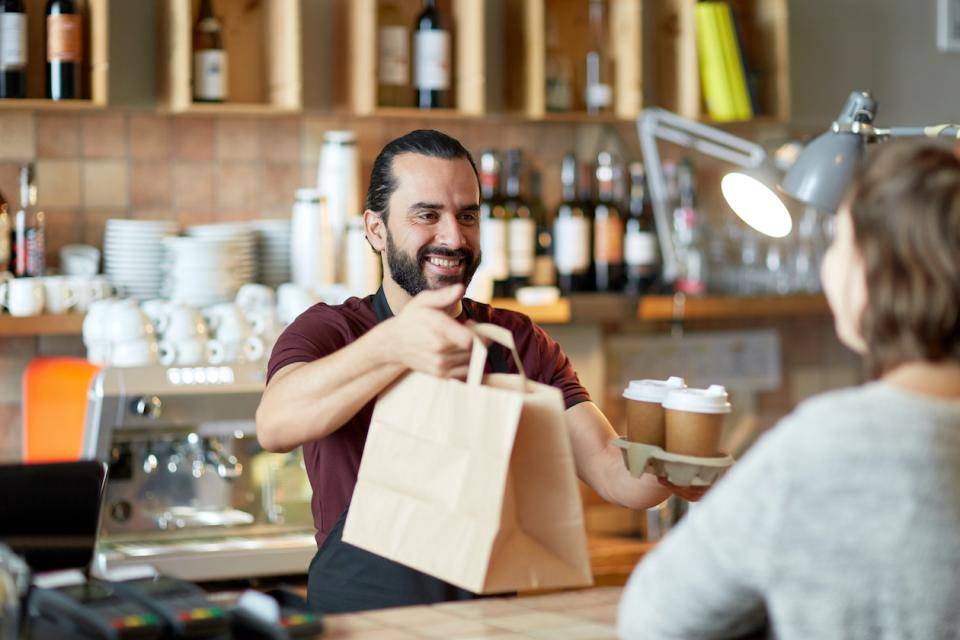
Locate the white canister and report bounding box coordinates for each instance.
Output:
[344,217,381,297]
[291,187,335,289]
[317,130,360,276]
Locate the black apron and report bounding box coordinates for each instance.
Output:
[306,288,510,614]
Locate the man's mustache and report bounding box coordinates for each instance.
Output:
[417,246,474,262]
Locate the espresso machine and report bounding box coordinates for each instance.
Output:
[81,364,316,581]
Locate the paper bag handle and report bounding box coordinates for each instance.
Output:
[467,323,527,386]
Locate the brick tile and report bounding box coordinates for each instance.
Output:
[129,114,172,160]
[177,209,219,228]
[81,113,127,158]
[130,161,171,211]
[301,116,340,165]
[83,160,129,208]
[82,209,125,247]
[172,117,215,161]
[216,162,261,214]
[172,162,214,213]
[36,114,81,158]
[261,163,300,214]
[0,162,20,205]
[36,160,82,208]
[43,208,85,270]
[260,116,301,164]
[0,112,34,160]
[216,117,260,161]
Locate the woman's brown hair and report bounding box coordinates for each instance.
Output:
[845,141,960,375]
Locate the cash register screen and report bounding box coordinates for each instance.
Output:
[0,461,108,572]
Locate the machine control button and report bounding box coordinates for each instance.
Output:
[109,500,132,522]
[132,395,163,420]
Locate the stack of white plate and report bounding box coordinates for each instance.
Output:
[185,223,258,284]
[103,219,178,299]
[253,219,292,287]
[162,236,243,307]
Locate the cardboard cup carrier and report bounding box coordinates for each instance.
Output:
[622,377,686,447]
[663,385,731,457]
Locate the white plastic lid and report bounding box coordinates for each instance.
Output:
[295,187,320,202]
[323,130,356,144]
[662,385,732,414]
[623,376,686,402]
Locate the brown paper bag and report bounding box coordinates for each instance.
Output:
[342,323,593,594]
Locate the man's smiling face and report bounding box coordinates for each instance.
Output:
[380,153,482,296]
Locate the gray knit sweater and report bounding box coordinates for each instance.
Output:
[618,382,960,639]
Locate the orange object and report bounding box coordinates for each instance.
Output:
[22,357,102,463]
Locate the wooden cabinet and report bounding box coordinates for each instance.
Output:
[650,0,790,122]
[349,0,485,117]
[0,0,108,111]
[158,0,301,114]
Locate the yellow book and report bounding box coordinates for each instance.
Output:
[694,2,737,121]
[714,2,753,120]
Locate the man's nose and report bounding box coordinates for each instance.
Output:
[435,212,467,248]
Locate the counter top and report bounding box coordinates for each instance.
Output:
[322,586,623,639]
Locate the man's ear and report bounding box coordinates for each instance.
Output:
[364,209,386,253]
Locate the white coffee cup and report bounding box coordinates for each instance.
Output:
[209,336,264,364]
[42,276,80,315]
[60,244,100,276]
[0,278,44,317]
[236,283,275,312]
[68,275,112,313]
[86,340,112,366]
[110,303,155,342]
[277,283,319,324]
[164,305,208,342]
[111,338,160,367]
[83,298,125,345]
[169,337,218,365]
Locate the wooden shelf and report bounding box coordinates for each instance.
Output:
[159,0,301,114]
[0,98,105,111]
[160,102,301,116]
[637,293,829,321]
[0,314,84,337]
[492,293,829,324]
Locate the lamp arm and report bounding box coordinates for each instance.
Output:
[874,125,960,139]
[637,108,768,285]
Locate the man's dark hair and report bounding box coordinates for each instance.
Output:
[365,129,479,220]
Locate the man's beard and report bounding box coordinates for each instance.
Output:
[385,230,481,297]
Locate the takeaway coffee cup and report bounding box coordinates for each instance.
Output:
[622,377,686,447]
[662,385,732,457]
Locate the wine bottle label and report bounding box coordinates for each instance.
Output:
[532,255,556,287]
[479,218,508,280]
[553,217,590,274]
[625,230,659,267]
[0,14,27,70]
[414,30,450,91]
[593,214,624,263]
[194,49,227,101]
[508,217,535,277]
[378,25,409,86]
[47,14,83,63]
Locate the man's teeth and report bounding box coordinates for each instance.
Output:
[428,257,461,268]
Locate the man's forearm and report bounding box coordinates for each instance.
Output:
[256,320,405,452]
[565,402,670,510]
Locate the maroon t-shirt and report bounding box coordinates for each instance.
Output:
[266,294,591,547]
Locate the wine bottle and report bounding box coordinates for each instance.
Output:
[505,149,534,295]
[593,151,625,291]
[584,0,613,114]
[529,169,555,287]
[46,0,82,100]
[553,155,591,294]
[479,151,510,297]
[624,162,660,294]
[0,0,27,99]
[15,164,44,277]
[413,0,450,109]
[377,0,409,108]
[193,0,227,103]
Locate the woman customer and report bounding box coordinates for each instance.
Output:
[618,141,960,639]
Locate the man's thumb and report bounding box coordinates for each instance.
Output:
[412,284,465,309]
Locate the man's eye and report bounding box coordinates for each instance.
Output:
[417,211,439,221]
[458,213,479,224]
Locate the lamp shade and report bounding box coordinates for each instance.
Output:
[780,130,864,213]
[720,168,793,238]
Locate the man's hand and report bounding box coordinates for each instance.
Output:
[657,476,710,502]
[387,284,476,379]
